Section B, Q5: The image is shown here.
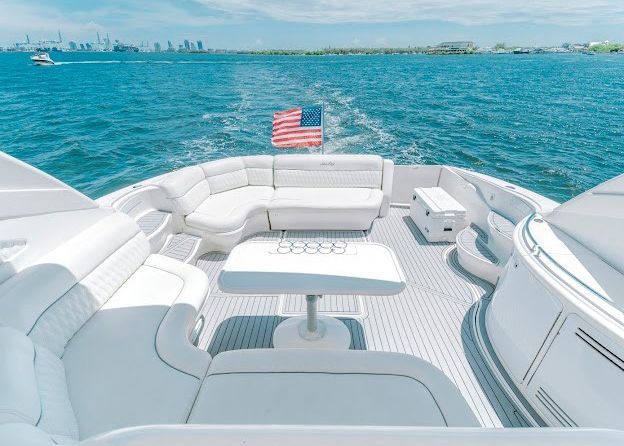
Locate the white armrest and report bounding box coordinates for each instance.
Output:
[145,255,212,379]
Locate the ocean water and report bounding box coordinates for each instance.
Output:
[1,51,623,202]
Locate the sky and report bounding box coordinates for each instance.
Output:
[2,0,624,49]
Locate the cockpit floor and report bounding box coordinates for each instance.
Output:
[194,207,528,427]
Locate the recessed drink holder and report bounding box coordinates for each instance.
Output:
[277,240,348,254]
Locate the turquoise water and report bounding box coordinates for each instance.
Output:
[1,51,623,201]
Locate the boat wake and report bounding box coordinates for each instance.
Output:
[53,60,175,65]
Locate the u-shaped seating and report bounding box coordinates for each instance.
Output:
[157,154,394,249]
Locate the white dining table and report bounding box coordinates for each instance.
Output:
[218,240,406,349]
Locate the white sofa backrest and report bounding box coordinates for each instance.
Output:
[0,213,150,356]
[0,326,79,443]
[158,166,210,215]
[242,155,274,186]
[201,158,249,194]
[273,154,384,189]
[159,156,276,216]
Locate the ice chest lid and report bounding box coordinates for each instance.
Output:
[413,187,467,216]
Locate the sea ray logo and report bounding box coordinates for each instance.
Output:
[320,162,335,166]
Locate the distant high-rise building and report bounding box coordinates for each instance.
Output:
[79,43,85,50]
[97,32,101,45]
[167,40,173,51]
[197,40,203,50]
[69,41,78,51]
[190,41,196,51]
[154,42,161,52]
[184,39,190,50]
[86,43,92,50]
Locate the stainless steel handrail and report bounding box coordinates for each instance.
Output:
[522,214,610,303]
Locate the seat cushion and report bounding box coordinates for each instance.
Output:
[268,187,383,230]
[186,186,274,233]
[189,349,479,427]
[62,256,211,439]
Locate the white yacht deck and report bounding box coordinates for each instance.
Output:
[192,207,528,428]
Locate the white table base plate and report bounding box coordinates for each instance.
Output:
[273,315,351,349]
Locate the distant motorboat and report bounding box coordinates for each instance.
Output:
[31,52,55,65]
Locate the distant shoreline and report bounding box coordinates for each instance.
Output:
[2,44,623,56]
[2,49,622,56]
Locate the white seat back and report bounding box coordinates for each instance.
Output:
[159,156,275,216]
[0,212,150,355]
[273,154,384,188]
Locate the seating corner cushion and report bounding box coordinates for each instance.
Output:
[62,254,211,438]
[185,186,274,233]
[189,349,479,428]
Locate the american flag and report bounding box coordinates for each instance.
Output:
[271,105,323,148]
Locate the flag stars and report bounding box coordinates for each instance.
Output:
[300,106,322,127]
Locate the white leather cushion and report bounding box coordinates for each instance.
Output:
[269,188,382,230]
[0,213,145,337]
[29,232,150,356]
[201,158,249,194]
[192,373,446,426]
[242,156,274,187]
[0,327,40,425]
[274,155,383,189]
[158,166,205,199]
[273,155,383,188]
[189,349,479,427]
[158,166,211,216]
[186,186,274,233]
[274,169,382,188]
[172,181,211,216]
[62,261,209,438]
[34,346,79,443]
[270,187,382,210]
[274,154,383,171]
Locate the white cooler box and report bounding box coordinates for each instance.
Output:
[410,187,467,243]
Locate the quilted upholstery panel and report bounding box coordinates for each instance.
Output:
[28,234,150,356]
[173,180,210,215]
[207,169,249,194]
[245,168,273,186]
[34,345,80,443]
[274,170,382,188]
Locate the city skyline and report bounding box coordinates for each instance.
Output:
[2,1,624,49]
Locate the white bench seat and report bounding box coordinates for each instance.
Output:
[158,154,394,249]
[188,348,479,427]
[269,187,383,230]
[186,185,274,233]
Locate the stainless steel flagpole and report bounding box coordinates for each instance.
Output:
[320,103,325,155]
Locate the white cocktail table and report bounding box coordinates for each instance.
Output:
[218,240,406,349]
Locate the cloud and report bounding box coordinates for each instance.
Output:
[2,0,624,45]
[194,0,624,26]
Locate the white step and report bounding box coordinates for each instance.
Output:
[487,211,515,261]
[159,233,202,263]
[456,225,501,284]
[136,210,172,252]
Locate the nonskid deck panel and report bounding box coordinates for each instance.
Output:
[194,208,526,427]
